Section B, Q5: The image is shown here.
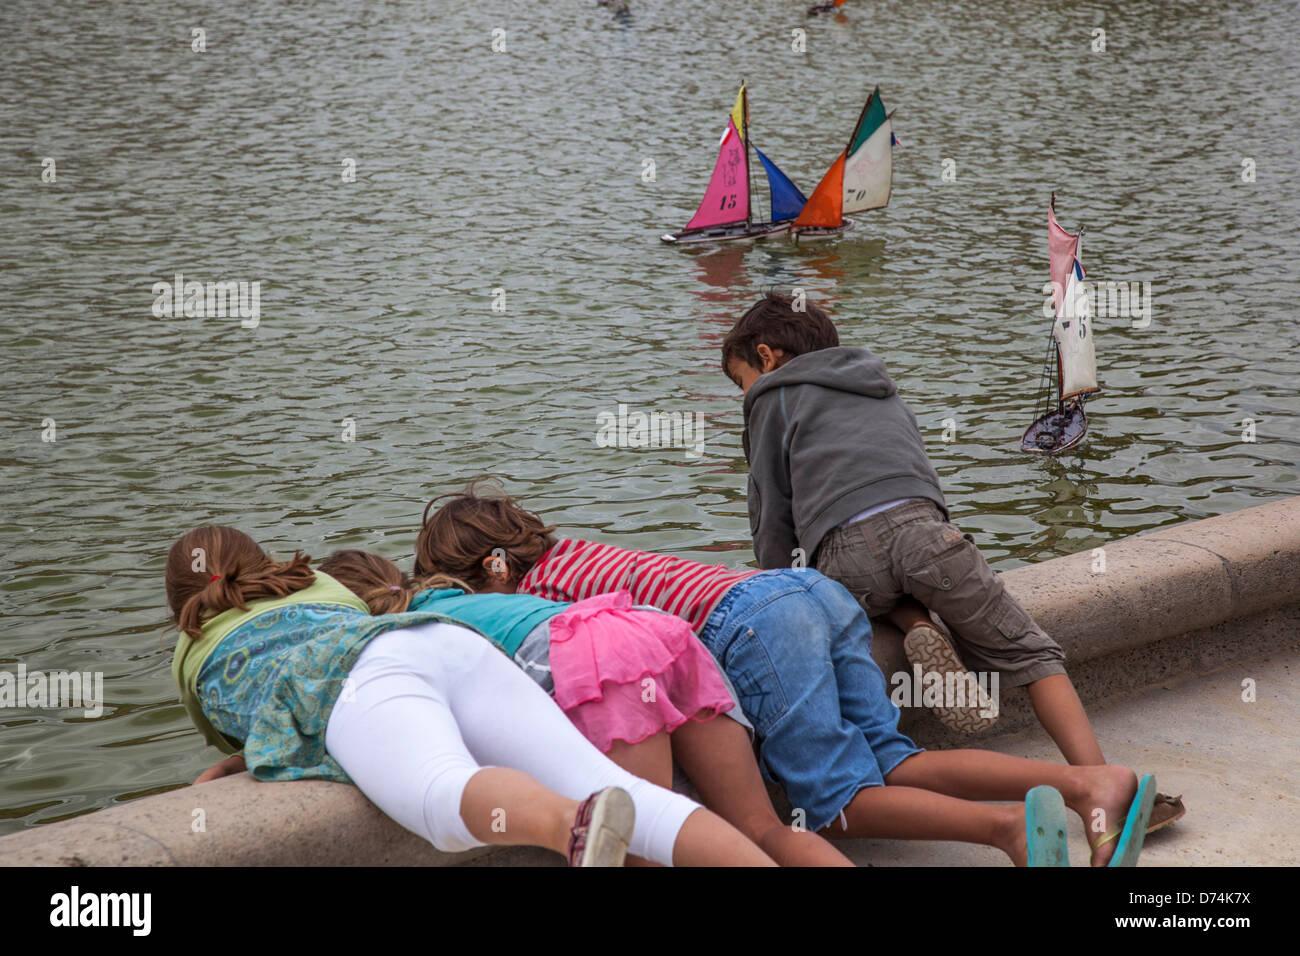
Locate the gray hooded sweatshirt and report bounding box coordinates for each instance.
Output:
[741,345,948,569]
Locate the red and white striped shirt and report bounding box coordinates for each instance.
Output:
[517,538,761,634]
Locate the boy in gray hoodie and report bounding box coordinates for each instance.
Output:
[722,291,1185,830]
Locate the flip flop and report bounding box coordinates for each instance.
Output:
[1025,785,1070,867]
[1091,773,1157,867]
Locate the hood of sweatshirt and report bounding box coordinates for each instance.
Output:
[742,346,896,417]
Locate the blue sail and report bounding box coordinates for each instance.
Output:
[753,147,808,222]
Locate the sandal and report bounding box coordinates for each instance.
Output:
[1146,792,1185,834]
[902,622,999,733]
[1090,773,1157,867]
[567,787,636,867]
[1025,785,1070,867]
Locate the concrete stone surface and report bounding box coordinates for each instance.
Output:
[830,641,1300,866]
[2,497,1297,867]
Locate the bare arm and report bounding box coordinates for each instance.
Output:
[194,753,246,784]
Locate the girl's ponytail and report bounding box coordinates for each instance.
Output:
[319,550,417,614]
[166,527,315,640]
[319,550,475,615]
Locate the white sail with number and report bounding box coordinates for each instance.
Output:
[1049,207,1099,401]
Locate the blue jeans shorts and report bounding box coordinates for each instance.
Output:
[699,568,922,832]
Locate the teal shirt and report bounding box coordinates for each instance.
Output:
[410,588,567,656]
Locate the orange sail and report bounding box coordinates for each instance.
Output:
[791,152,845,228]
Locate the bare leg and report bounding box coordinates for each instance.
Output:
[1026,674,1106,765]
[884,750,1137,865]
[672,808,779,867]
[603,732,673,866]
[458,767,580,853]
[605,732,673,788]
[886,597,931,633]
[672,717,854,866]
[824,784,1028,864]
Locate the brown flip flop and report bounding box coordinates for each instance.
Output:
[1145,792,1185,834]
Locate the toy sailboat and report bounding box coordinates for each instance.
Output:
[789,86,895,240]
[661,83,808,245]
[1020,195,1100,454]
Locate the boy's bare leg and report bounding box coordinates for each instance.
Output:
[883,750,1137,865]
[823,783,1029,864]
[892,601,1104,763]
[1026,674,1107,765]
[672,716,855,866]
[886,597,931,633]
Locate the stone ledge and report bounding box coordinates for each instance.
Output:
[3,496,1296,867]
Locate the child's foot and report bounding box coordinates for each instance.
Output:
[902,622,999,734]
[994,803,1029,866]
[1147,792,1185,833]
[567,787,636,867]
[1066,765,1139,867]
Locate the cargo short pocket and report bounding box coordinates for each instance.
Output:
[899,527,993,629]
[990,596,1037,644]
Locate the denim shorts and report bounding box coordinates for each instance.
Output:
[699,568,922,832]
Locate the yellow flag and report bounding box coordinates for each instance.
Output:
[730,84,747,141]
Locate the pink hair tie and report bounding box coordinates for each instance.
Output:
[390,586,402,592]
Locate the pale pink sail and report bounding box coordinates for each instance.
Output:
[1048,203,1080,316]
[684,119,749,231]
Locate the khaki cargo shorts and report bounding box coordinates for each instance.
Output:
[815,499,1066,688]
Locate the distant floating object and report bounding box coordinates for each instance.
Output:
[789,86,895,241]
[661,83,809,245]
[807,0,848,15]
[1020,195,1100,455]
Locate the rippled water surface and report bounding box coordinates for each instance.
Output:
[1,0,1297,832]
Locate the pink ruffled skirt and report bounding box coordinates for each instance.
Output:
[547,590,735,753]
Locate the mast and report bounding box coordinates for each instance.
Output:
[845,89,875,155]
[742,81,753,225]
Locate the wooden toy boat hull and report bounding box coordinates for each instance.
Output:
[660,220,793,244]
[789,219,856,241]
[1020,403,1088,455]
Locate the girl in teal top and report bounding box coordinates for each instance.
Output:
[409,588,563,657]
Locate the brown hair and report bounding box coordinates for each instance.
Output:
[165,526,315,640]
[720,291,840,385]
[415,478,557,591]
[318,549,471,615]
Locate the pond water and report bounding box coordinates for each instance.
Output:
[1,0,1296,833]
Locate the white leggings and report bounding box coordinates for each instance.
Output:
[324,622,700,865]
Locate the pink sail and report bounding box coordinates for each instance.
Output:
[684,119,749,231]
[1048,201,1080,316]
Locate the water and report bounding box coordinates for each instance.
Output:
[1,0,1296,834]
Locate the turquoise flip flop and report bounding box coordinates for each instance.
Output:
[1025,785,1070,867]
[1095,773,1157,868]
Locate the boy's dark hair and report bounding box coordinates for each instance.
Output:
[720,291,839,383]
